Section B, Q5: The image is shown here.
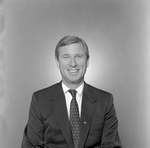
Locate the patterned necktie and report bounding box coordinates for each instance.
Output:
[69,89,80,148]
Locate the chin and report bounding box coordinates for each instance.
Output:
[69,79,79,84]
[70,78,84,84]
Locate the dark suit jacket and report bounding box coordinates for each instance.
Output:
[22,82,122,148]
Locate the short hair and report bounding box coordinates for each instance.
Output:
[55,35,89,60]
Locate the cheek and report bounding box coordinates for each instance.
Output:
[79,62,87,69]
[60,63,68,71]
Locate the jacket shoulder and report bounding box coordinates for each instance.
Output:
[85,83,111,96]
[85,83,113,103]
[33,82,61,100]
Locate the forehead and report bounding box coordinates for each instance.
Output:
[58,43,86,55]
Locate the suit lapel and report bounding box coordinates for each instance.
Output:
[78,83,96,148]
[50,82,97,148]
[51,83,74,148]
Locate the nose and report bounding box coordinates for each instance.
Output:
[70,57,77,67]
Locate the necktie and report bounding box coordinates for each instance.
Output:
[69,89,80,148]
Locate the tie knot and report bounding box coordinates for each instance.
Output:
[68,89,77,98]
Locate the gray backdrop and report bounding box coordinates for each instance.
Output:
[0,0,149,148]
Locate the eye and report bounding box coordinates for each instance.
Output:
[76,55,83,59]
[62,55,69,60]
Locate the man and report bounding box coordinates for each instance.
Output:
[22,35,122,148]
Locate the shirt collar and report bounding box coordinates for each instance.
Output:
[62,81,84,96]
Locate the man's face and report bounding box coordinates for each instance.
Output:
[56,42,89,87]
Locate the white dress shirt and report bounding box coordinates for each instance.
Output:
[62,82,84,119]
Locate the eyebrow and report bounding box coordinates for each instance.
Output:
[76,54,84,56]
[61,53,85,57]
[61,54,69,57]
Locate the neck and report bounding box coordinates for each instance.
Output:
[62,80,84,90]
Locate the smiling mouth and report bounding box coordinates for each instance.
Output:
[68,69,79,73]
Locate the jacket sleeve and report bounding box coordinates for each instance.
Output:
[100,94,122,148]
[22,93,44,148]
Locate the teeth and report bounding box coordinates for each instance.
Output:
[68,69,78,73]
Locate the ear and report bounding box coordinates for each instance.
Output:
[55,58,60,69]
[86,57,89,67]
